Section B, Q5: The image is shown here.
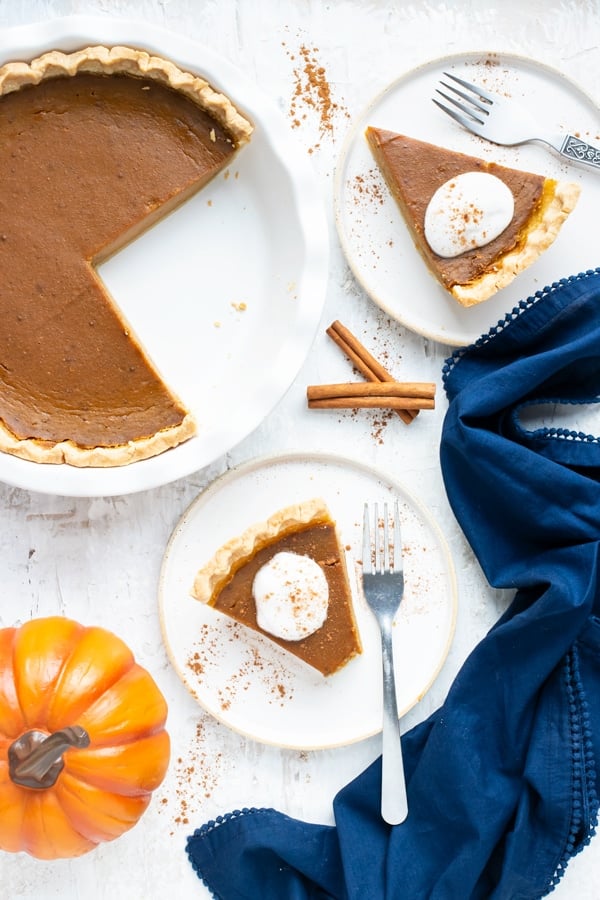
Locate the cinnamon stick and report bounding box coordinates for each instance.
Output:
[325,320,421,424]
[307,381,435,411]
[309,397,435,410]
[308,382,435,401]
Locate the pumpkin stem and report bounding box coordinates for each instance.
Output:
[8,726,90,790]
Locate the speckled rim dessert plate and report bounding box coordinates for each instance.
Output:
[0,17,328,497]
[158,452,457,750]
[335,51,600,347]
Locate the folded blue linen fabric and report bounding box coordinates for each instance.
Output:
[187,269,600,899]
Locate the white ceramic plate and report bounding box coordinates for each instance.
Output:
[335,51,600,346]
[0,17,328,497]
[158,453,457,749]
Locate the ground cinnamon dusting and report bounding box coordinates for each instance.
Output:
[370,409,395,444]
[347,167,389,256]
[282,36,350,151]
[185,621,296,711]
[353,169,385,206]
[158,720,223,834]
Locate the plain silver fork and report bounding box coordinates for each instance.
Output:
[362,500,408,825]
[433,70,600,171]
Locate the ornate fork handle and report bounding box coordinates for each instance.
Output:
[380,615,408,825]
[434,71,600,173]
[556,133,600,169]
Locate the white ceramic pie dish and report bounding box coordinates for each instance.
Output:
[0,16,328,497]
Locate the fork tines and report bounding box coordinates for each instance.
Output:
[442,71,496,104]
[363,500,402,575]
[433,71,494,130]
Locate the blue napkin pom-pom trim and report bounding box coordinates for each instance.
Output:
[442,268,600,386]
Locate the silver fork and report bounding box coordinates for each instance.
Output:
[433,70,600,171]
[362,500,408,825]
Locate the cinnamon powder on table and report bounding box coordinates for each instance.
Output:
[158,720,223,834]
[282,37,350,150]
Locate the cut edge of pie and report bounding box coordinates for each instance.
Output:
[365,127,581,308]
[191,497,363,677]
[0,46,253,467]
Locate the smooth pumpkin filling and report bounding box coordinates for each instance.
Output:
[0,70,239,453]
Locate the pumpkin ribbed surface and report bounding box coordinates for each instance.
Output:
[0,616,169,859]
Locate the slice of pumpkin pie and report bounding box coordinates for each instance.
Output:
[0,45,253,466]
[191,498,362,676]
[365,128,580,307]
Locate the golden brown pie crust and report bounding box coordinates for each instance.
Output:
[0,46,253,466]
[365,128,580,307]
[192,498,363,677]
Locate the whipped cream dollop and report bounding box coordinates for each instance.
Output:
[424,171,514,258]
[252,551,329,641]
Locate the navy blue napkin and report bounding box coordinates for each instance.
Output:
[187,270,600,899]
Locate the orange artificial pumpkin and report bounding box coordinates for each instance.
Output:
[0,616,170,859]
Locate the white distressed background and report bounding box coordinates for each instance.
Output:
[0,1,599,897]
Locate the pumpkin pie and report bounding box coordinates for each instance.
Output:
[365,128,580,307]
[192,498,362,676]
[0,45,253,466]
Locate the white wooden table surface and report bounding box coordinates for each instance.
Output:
[1,1,599,897]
